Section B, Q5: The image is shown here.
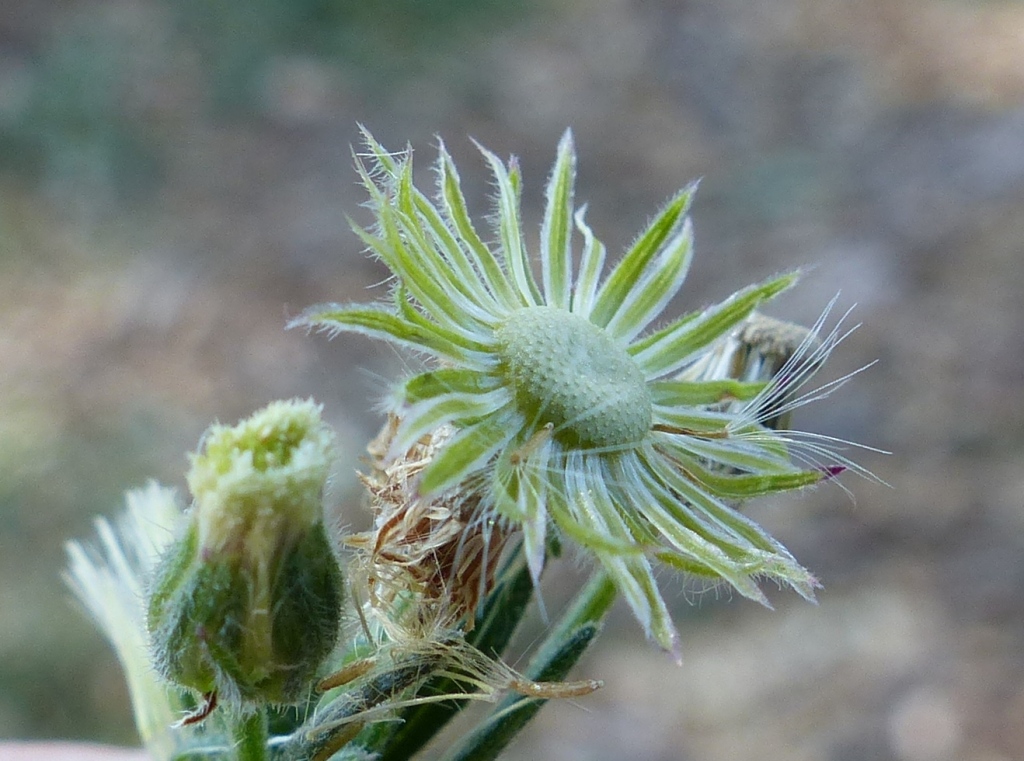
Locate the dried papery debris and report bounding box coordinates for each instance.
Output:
[349,414,512,639]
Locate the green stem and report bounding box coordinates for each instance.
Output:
[232,709,268,761]
[527,568,617,672]
[372,548,536,760]
[439,569,618,761]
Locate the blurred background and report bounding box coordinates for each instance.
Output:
[2,0,1023,759]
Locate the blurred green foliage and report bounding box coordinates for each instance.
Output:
[1,16,160,205]
[0,0,530,204]
[172,0,526,105]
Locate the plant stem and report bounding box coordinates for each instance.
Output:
[232,709,268,761]
[373,549,536,760]
[528,568,617,670]
[439,568,617,761]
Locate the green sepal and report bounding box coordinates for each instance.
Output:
[148,530,245,697]
[269,524,345,695]
[146,521,200,649]
[148,522,343,706]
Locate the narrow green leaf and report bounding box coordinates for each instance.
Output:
[231,709,268,761]
[468,549,537,658]
[439,570,615,761]
[440,624,601,761]
[376,553,537,761]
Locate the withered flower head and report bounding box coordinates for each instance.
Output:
[349,414,511,638]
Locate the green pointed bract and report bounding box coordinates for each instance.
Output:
[541,129,576,310]
[570,206,606,316]
[603,219,694,344]
[399,368,504,406]
[294,303,478,363]
[560,454,680,657]
[299,129,857,655]
[437,141,519,311]
[418,418,514,495]
[649,379,768,406]
[588,184,695,329]
[391,387,510,460]
[475,141,541,307]
[491,440,553,584]
[630,272,798,378]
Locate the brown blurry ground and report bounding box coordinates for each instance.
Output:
[1,1,1023,759]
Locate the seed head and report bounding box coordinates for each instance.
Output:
[295,129,871,657]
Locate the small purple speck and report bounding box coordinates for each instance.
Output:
[820,465,846,481]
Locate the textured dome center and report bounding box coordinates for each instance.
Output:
[495,306,652,449]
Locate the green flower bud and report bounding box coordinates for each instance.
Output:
[148,399,343,707]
